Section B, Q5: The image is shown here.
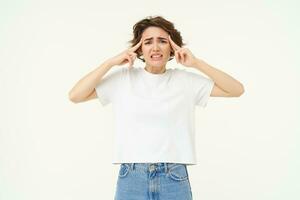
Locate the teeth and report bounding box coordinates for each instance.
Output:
[152,55,162,58]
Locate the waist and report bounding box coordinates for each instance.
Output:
[121,162,187,173]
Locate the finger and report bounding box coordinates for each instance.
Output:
[130,52,137,59]
[170,43,176,54]
[168,35,180,51]
[130,39,143,52]
[175,51,180,63]
[125,54,132,67]
[130,54,136,65]
[178,52,183,63]
[176,49,183,61]
[128,52,137,57]
[129,56,133,67]
[179,51,185,63]
[131,54,136,60]
[168,36,177,52]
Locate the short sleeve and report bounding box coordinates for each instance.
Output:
[95,66,126,106]
[185,70,214,107]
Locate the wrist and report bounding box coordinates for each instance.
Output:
[194,58,206,69]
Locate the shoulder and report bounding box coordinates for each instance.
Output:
[169,68,187,77]
[181,68,210,80]
[100,66,129,83]
[105,66,126,76]
[127,66,142,75]
[171,68,202,81]
[109,66,130,77]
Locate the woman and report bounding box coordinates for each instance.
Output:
[69,16,244,200]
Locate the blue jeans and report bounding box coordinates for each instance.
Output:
[114,163,193,200]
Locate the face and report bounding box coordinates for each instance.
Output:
[140,26,172,68]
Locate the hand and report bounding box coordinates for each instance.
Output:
[107,39,142,68]
[168,35,198,68]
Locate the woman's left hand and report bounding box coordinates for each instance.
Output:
[168,35,198,68]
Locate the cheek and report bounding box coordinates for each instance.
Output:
[164,43,171,49]
[163,45,172,53]
[141,46,150,54]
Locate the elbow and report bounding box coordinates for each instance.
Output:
[235,84,245,97]
[68,92,80,103]
[229,84,245,97]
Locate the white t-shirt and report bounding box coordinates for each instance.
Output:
[95,66,214,165]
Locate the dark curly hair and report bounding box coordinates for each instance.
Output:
[127,15,186,62]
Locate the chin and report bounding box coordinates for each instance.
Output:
[146,61,167,68]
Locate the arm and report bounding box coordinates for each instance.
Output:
[167,35,244,97]
[194,59,245,97]
[68,60,114,103]
[68,39,142,103]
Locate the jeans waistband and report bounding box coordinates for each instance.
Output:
[122,162,186,174]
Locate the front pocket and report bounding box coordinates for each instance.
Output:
[167,164,188,181]
[118,163,130,178]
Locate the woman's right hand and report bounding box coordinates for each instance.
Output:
[106,39,143,68]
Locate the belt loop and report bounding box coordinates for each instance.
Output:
[130,163,135,170]
[164,163,168,173]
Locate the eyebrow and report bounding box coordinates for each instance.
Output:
[144,37,168,42]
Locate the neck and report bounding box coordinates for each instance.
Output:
[144,65,166,74]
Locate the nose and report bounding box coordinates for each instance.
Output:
[152,42,160,51]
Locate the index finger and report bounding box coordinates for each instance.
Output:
[130,39,143,52]
[168,35,180,51]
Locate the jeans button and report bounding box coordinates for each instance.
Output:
[149,164,155,171]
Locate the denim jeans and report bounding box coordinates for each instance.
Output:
[114,162,193,200]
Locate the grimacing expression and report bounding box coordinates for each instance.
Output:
[141,26,172,67]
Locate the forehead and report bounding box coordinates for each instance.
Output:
[142,26,169,39]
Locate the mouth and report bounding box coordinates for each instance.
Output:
[151,54,163,61]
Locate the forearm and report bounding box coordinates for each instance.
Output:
[68,60,114,102]
[194,59,244,96]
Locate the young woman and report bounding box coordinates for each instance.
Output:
[69,16,244,200]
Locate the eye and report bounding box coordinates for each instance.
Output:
[144,40,167,45]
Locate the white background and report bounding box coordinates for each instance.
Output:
[1,0,299,199]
